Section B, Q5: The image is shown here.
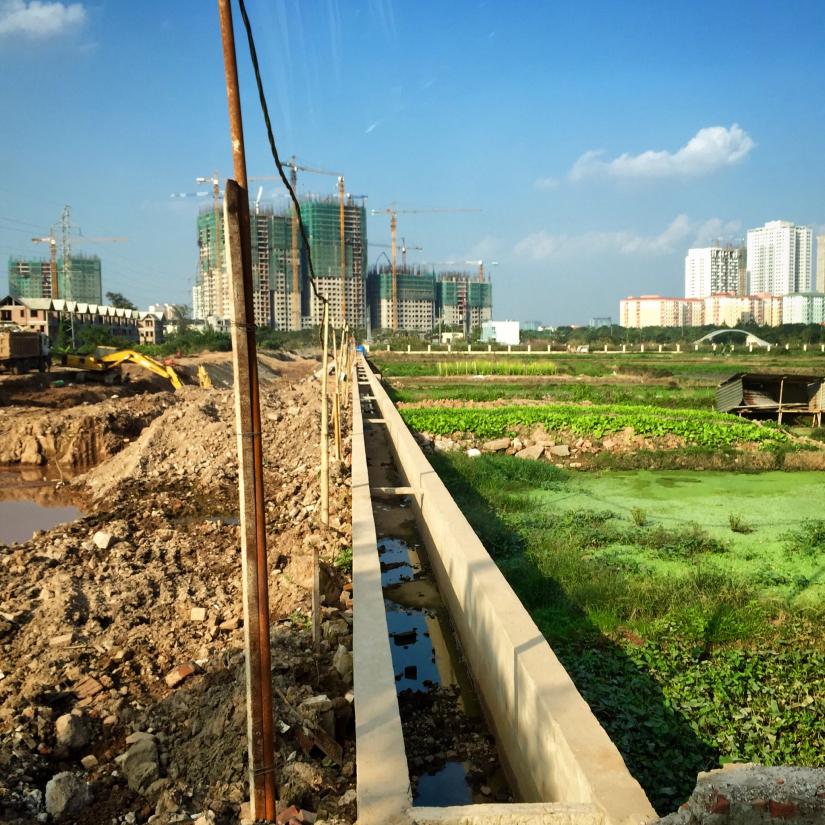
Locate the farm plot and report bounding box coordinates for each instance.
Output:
[399,403,789,450]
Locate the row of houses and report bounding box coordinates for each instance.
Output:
[0,296,165,346]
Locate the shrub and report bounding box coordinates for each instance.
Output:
[728,513,754,534]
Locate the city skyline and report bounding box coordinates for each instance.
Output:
[2,1,825,325]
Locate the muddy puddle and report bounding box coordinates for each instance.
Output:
[361,382,512,806]
[0,465,82,545]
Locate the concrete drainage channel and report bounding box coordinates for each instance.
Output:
[351,355,657,825]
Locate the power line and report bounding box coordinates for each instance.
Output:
[235,0,326,306]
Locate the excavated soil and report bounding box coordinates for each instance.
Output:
[0,354,355,825]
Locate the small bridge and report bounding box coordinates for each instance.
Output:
[693,329,771,347]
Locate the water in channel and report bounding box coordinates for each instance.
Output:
[0,464,81,545]
[360,379,512,806]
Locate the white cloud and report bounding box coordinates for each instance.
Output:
[514,215,741,262]
[0,0,85,38]
[533,176,560,191]
[569,125,755,181]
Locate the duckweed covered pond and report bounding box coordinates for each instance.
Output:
[430,453,825,814]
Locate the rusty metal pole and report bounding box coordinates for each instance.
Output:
[217,1,277,820]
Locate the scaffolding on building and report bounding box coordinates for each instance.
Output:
[193,195,368,331]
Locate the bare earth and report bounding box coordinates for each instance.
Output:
[0,353,355,825]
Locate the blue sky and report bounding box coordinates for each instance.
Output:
[2,0,824,324]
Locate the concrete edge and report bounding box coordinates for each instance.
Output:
[361,356,657,825]
[409,802,605,825]
[351,363,412,825]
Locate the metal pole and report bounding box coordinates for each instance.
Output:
[217,1,276,820]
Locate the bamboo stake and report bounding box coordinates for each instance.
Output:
[321,303,330,526]
[332,328,342,462]
[314,304,330,648]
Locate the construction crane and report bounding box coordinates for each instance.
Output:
[464,259,498,282]
[251,157,348,327]
[370,207,480,330]
[171,173,224,291]
[371,238,424,268]
[31,228,58,299]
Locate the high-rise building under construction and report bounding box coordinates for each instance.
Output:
[8,255,102,304]
[365,267,493,335]
[367,266,436,332]
[192,195,367,330]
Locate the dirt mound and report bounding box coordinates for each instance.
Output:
[80,389,235,499]
[0,393,172,472]
[0,369,355,824]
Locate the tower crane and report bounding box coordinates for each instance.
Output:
[251,157,349,328]
[31,228,58,299]
[370,207,480,330]
[464,259,498,282]
[171,173,224,289]
[370,238,424,268]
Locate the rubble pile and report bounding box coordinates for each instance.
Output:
[0,360,355,825]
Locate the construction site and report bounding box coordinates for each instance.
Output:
[3,2,825,825]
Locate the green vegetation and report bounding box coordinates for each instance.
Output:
[728,513,753,534]
[334,545,353,574]
[389,381,715,409]
[399,403,788,449]
[432,358,559,376]
[136,328,232,357]
[783,520,825,557]
[431,453,825,813]
[372,349,825,382]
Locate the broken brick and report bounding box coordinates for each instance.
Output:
[276,806,300,824]
[73,676,103,699]
[710,793,730,814]
[164,663,196,688]
[769,800,797,818]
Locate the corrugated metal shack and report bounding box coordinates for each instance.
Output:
[717,373,825,424]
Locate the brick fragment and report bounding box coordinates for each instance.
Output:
[769,800,797,818]
[73,676,103,699]
[710,793,730,814]
[276,806,300,824]
[164,663,196,688]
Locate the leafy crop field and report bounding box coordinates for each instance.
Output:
[399,403,788,449]
[432,453,825,813]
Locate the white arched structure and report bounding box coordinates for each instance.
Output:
[693,329,771,347]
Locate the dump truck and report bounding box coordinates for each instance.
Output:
[0,328,51,374]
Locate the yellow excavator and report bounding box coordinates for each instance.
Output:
[56,348,186,390]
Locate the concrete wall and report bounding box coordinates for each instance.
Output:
[351,364,411,825]
[361,356,656,825]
